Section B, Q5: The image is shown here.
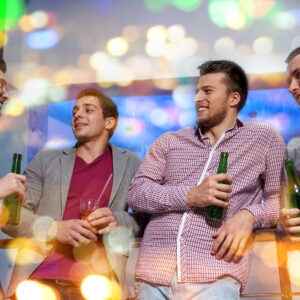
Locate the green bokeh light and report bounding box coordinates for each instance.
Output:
[208,0,240,28]
[172,0,203,12]
[208,0,254,29]
[144,0,167,13]
[0,0,26,30]
[239,0,276,19]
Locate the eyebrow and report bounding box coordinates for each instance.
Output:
[72,103,97,112]
[287,68,300,83]
[0,78,7,88]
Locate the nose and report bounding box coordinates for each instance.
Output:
[289,77,300,94]
[0,86,9,101]
[193,91,204,103]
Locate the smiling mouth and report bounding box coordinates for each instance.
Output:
[197,107,208,112]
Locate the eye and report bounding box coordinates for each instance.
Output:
[205,89,212,94]
[296,72,300,80]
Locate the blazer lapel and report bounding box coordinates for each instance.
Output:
[109,144,128,206]
[60,148,76,216]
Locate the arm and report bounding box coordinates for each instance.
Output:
[127,133,191,214]
[241,130,286,229]
[211,130,285,262]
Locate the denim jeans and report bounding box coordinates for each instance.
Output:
[135,274,241,300]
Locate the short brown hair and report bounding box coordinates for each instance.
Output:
[0,58,7,73]
[285,47,300,64]
[198,60,248,112]
[76,88,118,139]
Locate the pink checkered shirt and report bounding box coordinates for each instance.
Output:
[127,120,286,289]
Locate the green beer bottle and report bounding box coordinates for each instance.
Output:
[207,152,228,219]
[285,158,300,217]
[3,153,22,225]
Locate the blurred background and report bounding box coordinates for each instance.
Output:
[0,0,300,297]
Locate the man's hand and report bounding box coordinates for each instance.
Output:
[280,208,300,236]
[211,209,255,263]
[186,173,232,208]
[52,219,98,247]
[0,173,27,205]
[87,207,118,235]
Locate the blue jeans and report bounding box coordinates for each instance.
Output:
[135,274,241,300]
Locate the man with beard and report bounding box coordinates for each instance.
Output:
[127,60,286,299]
[279,47,300,233]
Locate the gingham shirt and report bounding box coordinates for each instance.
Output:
[127,120,286,289]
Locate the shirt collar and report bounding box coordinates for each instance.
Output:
[194,118,244,140]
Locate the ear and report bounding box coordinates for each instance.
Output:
[229,92,241,108]
[105,117,116,131]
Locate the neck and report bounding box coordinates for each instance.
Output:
[203,115,237,147]
[76,138,108,163]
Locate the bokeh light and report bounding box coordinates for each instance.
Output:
[32,216,56,242]
[30,10,48,29]
[0,0,26,30]
[208,0,241,28]
[173,85,195,109]
[239,0,276,19]
[26,29,60,50]
[73,241,99,265]
[214,37,235,56]
[103,226,134,254]
[0,30,7,48]
[167,24,186,43]
[7,237,44,265]
[19,14,34,32]
[150,108,169,127]
[271,11,297,29]
[171,0,203,12]
[147,25,167,41]
[226,10,246,30]
[288,251,300,285]
[81,275,113,300]
[16,280,58,300]
[253,36,274,55]
[144,0,166,13]
[106,37,129,57]
[2,97,25,116]
[122,25,140,42]
[145,40,165,57]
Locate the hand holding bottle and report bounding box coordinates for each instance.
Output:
[0,173,27,204]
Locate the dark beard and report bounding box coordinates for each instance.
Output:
[196,109,227,128]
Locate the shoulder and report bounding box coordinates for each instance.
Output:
[110,144,141,164]
[29,147,74,163]
[156,126,196,142]
[242,122,284,139]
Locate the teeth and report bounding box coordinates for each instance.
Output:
[198,107,208,112]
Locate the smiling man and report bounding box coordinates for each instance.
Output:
[2,88,144,300]
[279,47,300,233]
[127,60,286,299]
[0,58,27,204]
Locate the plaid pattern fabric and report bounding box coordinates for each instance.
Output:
[127,120,286,289]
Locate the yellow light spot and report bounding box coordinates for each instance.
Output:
[19,15,34,32]
[73,241,99,264]
[16,280,42,300]
[81,275,113,300]
[16,280,58,300]
[145,40,165,57]
[146,25,167,41]
[3,97,25,116]
[107,37,128,57]
[253,36,273,55]
[90,51,109,70]
[122,25,140,42]
[226,10,246,30]
[53,70,72,85]
[167,24,186,43]
[288,251,300,285]
[7,238,44,265]
[0,31,8,48]
[0,203,9,227]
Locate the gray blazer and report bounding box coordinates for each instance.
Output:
[2,143,143,297]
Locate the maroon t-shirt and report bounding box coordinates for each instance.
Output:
[31,147,113,281]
